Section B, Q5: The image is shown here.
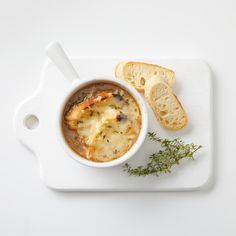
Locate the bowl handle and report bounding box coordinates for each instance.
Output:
[45,41,80,82]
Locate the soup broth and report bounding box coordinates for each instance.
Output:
[62,82,142,162]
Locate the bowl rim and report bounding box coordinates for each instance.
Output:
[57,77,148,168]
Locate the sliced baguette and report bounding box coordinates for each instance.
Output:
[115,61,176,91]
[145,77,188,130]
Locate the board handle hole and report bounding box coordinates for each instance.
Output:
[24,115,39,130]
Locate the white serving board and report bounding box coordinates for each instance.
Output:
[14,58,213,191]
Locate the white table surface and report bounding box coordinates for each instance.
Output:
[0,0,235,235]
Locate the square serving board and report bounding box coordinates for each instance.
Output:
[14,58,213,191]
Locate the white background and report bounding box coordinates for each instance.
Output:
[0,0,235,235]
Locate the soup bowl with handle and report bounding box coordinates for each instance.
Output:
[46,42,148,168]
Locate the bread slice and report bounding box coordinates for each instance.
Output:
[145,77,187,130]
[115,61,176,91]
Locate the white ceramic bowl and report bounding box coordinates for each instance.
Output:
[57,77,148,168]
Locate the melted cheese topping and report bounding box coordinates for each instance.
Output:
[64,91,141,162]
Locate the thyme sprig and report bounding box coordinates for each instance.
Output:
[123,132,202,176]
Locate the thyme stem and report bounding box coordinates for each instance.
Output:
[123,132,202,176]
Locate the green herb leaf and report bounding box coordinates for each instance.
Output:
[123,132,202,176]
